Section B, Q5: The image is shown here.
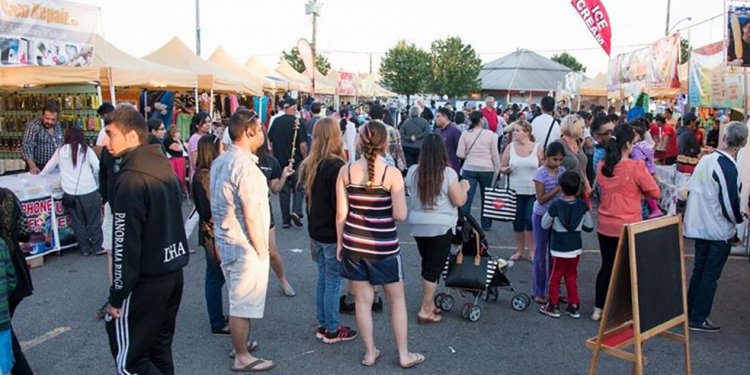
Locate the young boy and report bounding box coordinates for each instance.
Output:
[540,171,594,318]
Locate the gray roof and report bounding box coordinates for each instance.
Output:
[480,49,573,92]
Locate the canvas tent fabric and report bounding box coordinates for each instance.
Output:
[480,49,573,93]
[244,56,293,92]
[313,70,337,95]
[144,37,262,95]
[275,60,313,93]
[207,47,273,93]
[0,66,99,89]
[579,72,607,97]
[93,35,196,89]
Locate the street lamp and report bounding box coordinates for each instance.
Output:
[667,17,692,35]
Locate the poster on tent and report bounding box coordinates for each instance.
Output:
[19,196,77,259]
[727,5,750,67]
[338,72,356,96]
[607,33,681,92]
[0,0,101,67]
[689,41,744,108]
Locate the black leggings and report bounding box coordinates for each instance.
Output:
[595,233,620,309]
[10,298,33,375]
[415,231,452,283]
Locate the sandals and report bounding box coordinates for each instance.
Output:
[228,341,260,359]
[361,349,380,367]
[231,358,275,372]
[400,353,425,369]
[532,296,547,305]
[416,313,442,325]
[509,253,523,261]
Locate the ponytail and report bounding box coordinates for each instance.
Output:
[357,121,387,190]
[601,123,635,178]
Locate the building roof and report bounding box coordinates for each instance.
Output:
[480,49,573,92]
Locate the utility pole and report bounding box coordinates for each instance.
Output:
[665,0,671,36]
[369,53,373,74]
[195,0,201,56]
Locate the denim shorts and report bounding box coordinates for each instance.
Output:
[513,194,534,232]
[341,251,403,285]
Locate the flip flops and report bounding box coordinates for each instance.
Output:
[400,353,425,369]
[361,349,381,367]
[230,358,275,372]
[228,341,260,359]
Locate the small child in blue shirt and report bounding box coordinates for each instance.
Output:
[540,171,594,319]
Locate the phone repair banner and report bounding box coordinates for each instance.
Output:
[0,0,101,67]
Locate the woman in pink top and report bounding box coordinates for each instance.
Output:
[592,123,660,321]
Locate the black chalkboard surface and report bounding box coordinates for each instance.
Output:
[634,221,683,334]
[606,236,632,327]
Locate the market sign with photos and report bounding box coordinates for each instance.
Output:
[0,0,101,67]
[607,33,681,96]
[690,41,745,109]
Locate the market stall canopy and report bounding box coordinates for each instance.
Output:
[144,37,262,95]
[579,72,607,97]
[313,69,337,95]
[480,49,572,93]
[207,46,274,93]
[359,73,395,98]
[93,35,195,89]
[275,60,313,93]
[243,56,292,92]
[0,66,100,90]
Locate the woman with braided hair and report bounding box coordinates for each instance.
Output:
[335,120,424,368]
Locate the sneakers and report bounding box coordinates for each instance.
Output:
[339,295,355,314]
[211,326,230,336]
[591,307,603,321]
[565,305,581,319]
[94,248,108,256]
[539,303,561,318]
[322,326,358,344]
[315,326,326,340]
[291,213,304,227]
[689,319,721,332]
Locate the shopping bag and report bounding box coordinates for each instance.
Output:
[483,174,516,222]
[0,327,12,373]
[184,208,199,239]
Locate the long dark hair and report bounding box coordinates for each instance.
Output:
[63,127,87,167]
[358,121,388,190]
[468,111,484,130]
[195,134,220,171]
[339,108,349,133]
[601,123,635,178]
[190,111,210,135]
[416,134,449,207]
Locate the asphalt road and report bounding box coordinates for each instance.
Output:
[10,201,750,375]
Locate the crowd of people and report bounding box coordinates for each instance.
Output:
[0,92,747,373]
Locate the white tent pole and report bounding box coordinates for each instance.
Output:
[209,88,214,119]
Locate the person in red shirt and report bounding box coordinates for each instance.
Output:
[654,114,678,165]
[480,96,499,133]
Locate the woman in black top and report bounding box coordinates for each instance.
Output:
[256,132,296,297]
[191,134,228,335]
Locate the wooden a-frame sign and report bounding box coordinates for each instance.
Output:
[587,215,691,374]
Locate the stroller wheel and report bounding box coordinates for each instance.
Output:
[468,305,481,322]
[461,303,472,319]
[434,293,446,308]
[440,295,455,311]
[511,294,531,312]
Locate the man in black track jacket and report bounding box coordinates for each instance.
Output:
[103,104,189,375]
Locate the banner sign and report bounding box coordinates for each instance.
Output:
[690,41,744,109]
[337,71,356,96]
[570,0,612,56]
[565,72,584,94]
[19,196,76,259]
[608,33,681,92]
[0,0,101,66]
[727,5,750,67]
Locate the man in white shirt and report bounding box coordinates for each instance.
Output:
[531,96,561,150]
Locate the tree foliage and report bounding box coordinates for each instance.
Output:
[379,40,431,99]
[680,38,692,65]
[281,47,332,75]
[551,52,587,73]
[428,37,482,98]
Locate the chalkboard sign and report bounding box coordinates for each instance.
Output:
[587,215,691,375]
[633,221,683,334]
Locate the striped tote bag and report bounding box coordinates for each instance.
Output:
[483,174,516,222]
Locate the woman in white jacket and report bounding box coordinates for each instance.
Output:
[41,127,102,256]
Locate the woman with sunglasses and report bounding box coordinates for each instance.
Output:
[549,115,592,201]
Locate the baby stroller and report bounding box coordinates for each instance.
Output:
[434,213,531,322]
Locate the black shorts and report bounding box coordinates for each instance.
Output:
[415,231,452,283]
[341,251,403,285]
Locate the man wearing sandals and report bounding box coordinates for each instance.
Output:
[211,109,275,372]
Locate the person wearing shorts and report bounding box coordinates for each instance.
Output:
[405,134,469,324]
[210,109,275,372]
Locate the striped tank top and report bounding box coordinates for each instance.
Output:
[343,165,400,259]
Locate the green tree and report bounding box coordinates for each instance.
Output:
[680,38,692,65]
[428,37,482,98]
[551,52,587,73]
[379,40,431,103]
[281,47,332,75]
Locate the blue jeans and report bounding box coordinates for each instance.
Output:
[204,244,226,332]
[687,238,731,325]
[461,170,495,230]
[313,240,343,332]
[513,194,534,232]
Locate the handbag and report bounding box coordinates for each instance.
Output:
[184,208,199,239]
[443,232,497,291]
[482,174,517,222]
[459,130,483,168]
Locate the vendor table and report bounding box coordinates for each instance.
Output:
[0,173,77,259]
